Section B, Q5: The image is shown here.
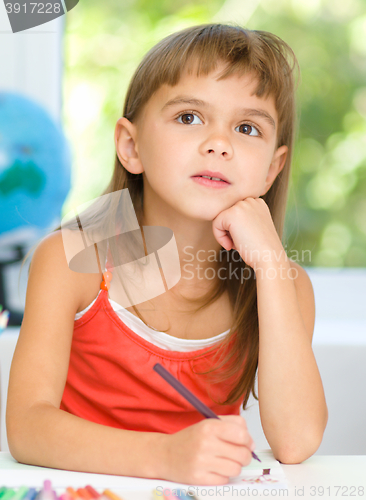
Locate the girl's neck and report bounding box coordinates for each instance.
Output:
[139,201,225,290]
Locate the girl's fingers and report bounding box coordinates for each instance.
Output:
[208,449,252,480]
[215,415,254,449]
[212,227,234,251]
[215,438,253,468]
[212,212,235,251]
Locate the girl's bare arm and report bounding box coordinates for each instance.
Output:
[6,232,253,484]
[256,258,328,464]
[6,231,166,478]
[212,197,327,464]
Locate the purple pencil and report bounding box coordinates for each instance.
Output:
[153,362,261,463]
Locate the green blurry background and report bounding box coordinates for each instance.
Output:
[61,0,366,267]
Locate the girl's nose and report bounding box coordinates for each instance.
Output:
[200,134,233,159]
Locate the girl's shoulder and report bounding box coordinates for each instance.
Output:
[9,231,101,430]
[30,230,101,315]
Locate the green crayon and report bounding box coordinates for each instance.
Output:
[1,490,16,500]
[12,488,29,500]
[0,488,8,499]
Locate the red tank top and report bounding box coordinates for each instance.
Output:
[60,289,244,434]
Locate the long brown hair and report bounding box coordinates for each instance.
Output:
[100,24,298,409]
[62,23,299,410]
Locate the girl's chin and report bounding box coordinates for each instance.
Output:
[191,201,236,219]
[170,199,234,221]
[186,209,224,222]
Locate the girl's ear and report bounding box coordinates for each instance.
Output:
[114,117,144,174]
[261,145,288,196]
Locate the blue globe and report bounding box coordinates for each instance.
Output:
[0,92,71,235]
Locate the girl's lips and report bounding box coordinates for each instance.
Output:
[191,176,231,189]
[193,171,230,183]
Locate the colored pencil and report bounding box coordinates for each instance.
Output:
[11,487,29,500]
[102,490,123,500]
[23,489,38,500]
[153,363,261,463]
[175,490,198,500]
[84,487,99,500]
[151,491,161,500]
[1,489,16,500]
[59,494,72,500]
[38,481,54,500]
[76,491,91,500]
[65,489,78,500]
[152,492,170,500]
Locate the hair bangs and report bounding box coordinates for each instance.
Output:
[125,25,297,144]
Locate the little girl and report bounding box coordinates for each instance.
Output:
[7,23,327,485]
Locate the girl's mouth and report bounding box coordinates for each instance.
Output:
[192,175,230,188]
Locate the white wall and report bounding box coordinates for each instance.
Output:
[0,2,64,315]
[0,1,64,451]
[0,1,63,123]
[243,268,366,455]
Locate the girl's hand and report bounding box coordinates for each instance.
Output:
[160,415,254,485]
[212,197,285,268]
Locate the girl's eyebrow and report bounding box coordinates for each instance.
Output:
[162,96,206,110]
[161,95,276,129]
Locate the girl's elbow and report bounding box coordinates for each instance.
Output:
[275,425,327,464]
[6,419,24,461]
[6,411,32,463]
[275,441,318,465]
[278,406,328,464]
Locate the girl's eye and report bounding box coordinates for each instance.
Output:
[236,123,260,136]
[177,113,202,125]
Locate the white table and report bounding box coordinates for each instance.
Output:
[0,452,365,500]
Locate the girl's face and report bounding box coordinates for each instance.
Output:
[116,63,288,223]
